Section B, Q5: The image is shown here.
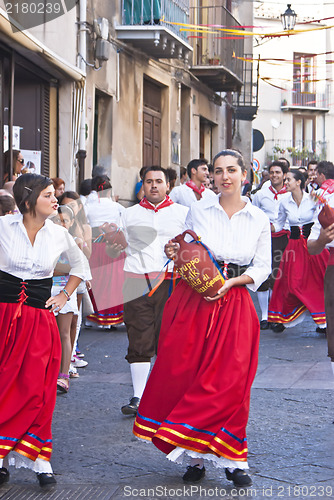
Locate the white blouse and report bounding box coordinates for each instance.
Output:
[0,214,87,281]
[252,185,290,227]
[273,192,316,233]
[85,194,125,228]
[185,195,271,291]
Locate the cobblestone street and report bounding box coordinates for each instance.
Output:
[1,293,334,499]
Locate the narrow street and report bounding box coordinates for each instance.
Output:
[1,293,334,499]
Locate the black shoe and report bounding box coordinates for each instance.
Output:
[121,397,140,416]
[183,465,205,483]
[0,467,9,485]
[316,327,326,334]
[260,320,269,330]
[271,323,285,333]
[36,473,57,487]
[225,468,252,487]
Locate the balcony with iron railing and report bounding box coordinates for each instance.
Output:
[116,0,192,61]
[232,54,259,120]
[189,2,244,92]
[281,86,330,112]
[266,139,328,167]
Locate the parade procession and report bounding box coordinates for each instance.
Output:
[0,1,334,499]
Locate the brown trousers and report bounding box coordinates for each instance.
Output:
[324,265,334,361]
[123,277,171,364]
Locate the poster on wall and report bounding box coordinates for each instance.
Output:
[20,150,42,175]
[3,125,21,151]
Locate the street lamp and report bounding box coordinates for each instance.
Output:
[281,4,297,30]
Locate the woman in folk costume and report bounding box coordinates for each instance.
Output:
[0,174,85,487]
[268,170,328,330]
[85,175,125,327]
[133,150,271,487]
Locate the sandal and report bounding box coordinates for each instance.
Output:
[57,373,69,393]
[69,364,80,379]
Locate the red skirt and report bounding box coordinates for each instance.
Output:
[87,242,125,326]
[133,281,260,463]
[0,303,61,462]
[268,238,328,325]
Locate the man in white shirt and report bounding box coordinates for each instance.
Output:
[120,167,188,416]
[169,159,216,207]
[308,188,334,382]
[252,160,289,332]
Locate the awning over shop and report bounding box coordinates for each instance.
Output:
[0,8,85,82]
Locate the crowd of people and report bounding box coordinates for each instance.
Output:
[0,151,334,490]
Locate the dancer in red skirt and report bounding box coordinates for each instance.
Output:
[0,174,85,487]
[268,170,328,330]
[85,175,125,327]
[308,162,334,380]
[133,150,271,487]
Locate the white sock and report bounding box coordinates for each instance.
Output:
[331,362,334,377]
[190,458,204,469]
[130,362,151,399]
[257,291,269,321]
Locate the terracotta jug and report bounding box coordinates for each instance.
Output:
[318,204,334,229]
[96,223,127,248]
[172,230,224,297]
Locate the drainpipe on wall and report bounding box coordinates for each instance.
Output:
[77,0,87,185]
[225,0,233,148]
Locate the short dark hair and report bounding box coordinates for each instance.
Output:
[79,178,92,196]
[13,173,53,216]
[278,157,290,169]
[0,195,16,215]
[307,160,318,169]
[212,150,246,172]
[180,166,187,178]
[139,167,147,179]
[142,166,169,183]
[187,159,208,178]
[317,161,334,180]
[269,160,289,175]
[92,175,112,193]
[291,170,306,190]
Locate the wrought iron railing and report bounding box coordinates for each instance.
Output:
[121,0,190,42]
[266,139,328,167]
[189,2,244,81]
[281,88,330,109]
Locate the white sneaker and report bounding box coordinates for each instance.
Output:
[71,355,88,368]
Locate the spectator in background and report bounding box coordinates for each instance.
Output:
[135,167,147,202]
[3,149,24,184]
[305,160,318,193]
[278,157,290,170]
[52,178,65,200]
[85,175,125,328]
[79,178,92,208]
[180,166,188,185]
[2,181,15,197]
[0,195,16,215]
[166,167,177,193]
[169,159,216,207]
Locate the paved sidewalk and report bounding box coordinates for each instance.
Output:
[1,293,334,499]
